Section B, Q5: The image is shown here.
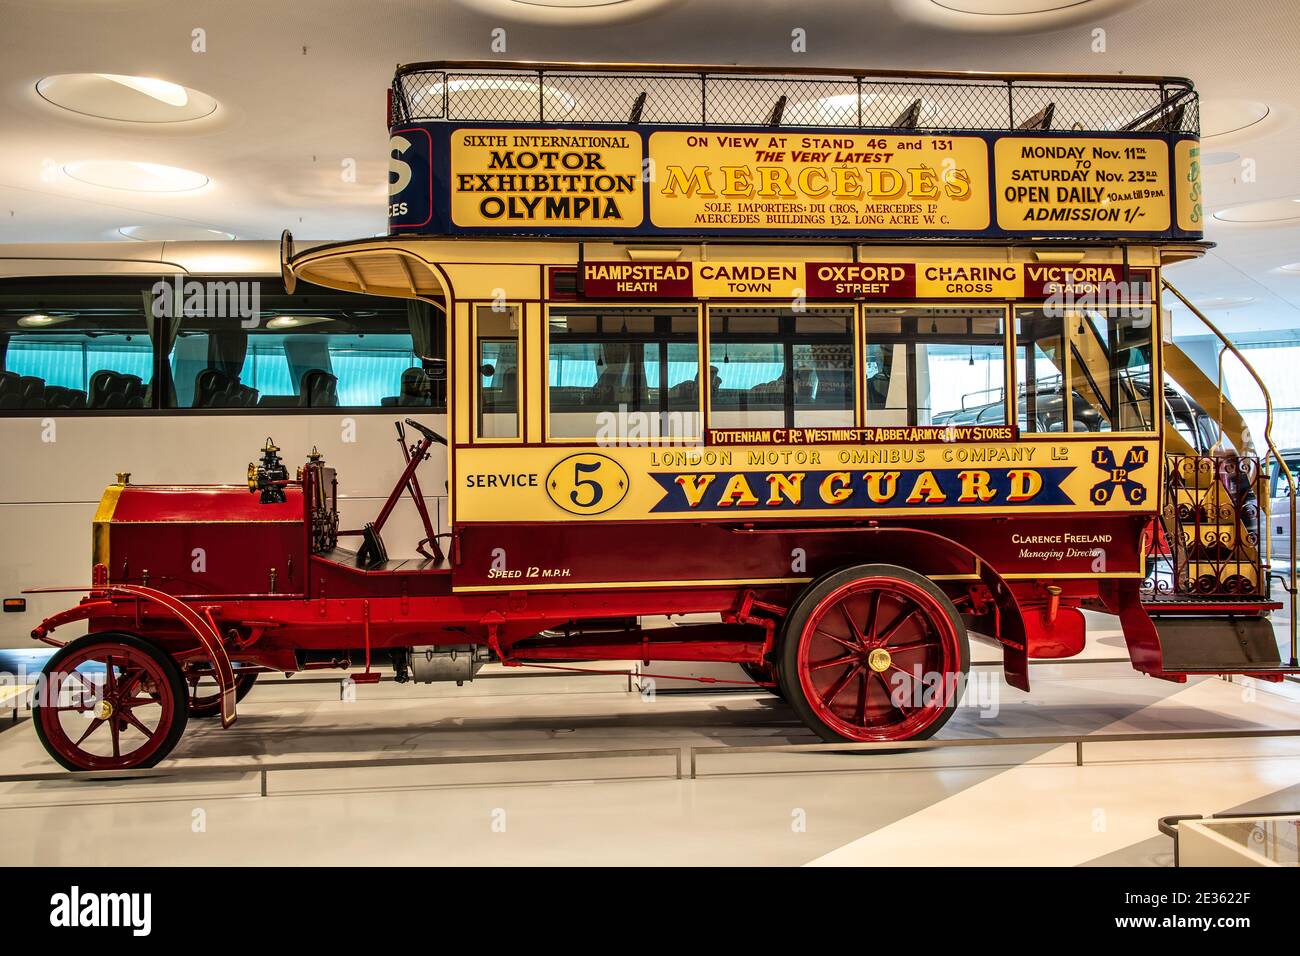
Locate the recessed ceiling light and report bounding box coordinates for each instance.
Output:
[894,0,1142,32]
[453,0,681,22]
[18,313,76,328]
[1200,151,1239,166]
[1277,262,1300,275]
[118,225,235,241]
[1199,99,1271,139]
[36,73,218,123]
[415,76,578,120]
[98,74,188,107]
[64,160,209,193]
[1194,296,1257,310]
[1212,198,1300,225]
[266,316,332,330]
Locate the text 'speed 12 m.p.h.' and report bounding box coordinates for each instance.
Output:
[26,61,1299,771]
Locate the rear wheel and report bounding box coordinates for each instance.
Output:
[779,565,969,743]
[33,632,189,771]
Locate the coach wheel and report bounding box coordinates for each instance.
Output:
[740,661,785,699]
[33,632,189,772]
[186,670,259,718]
[778,565,969,743]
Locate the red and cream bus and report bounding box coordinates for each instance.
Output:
[16,62,1298,771]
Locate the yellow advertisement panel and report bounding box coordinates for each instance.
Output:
[449,128,644,227]
[994,137,1170,232]
[456,439,1159,523]
[648,131,990,231]
[1174,139,1203,232]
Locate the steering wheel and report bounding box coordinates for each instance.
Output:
[404,418,448,446]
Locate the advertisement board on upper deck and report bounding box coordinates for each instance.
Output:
[388,121,1202,241]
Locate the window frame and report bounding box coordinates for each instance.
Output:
[705,302,859,431]
[861,303,1013,428]
[472,303,523,442]
[0,275,443,417]
[1013,302,1159,436]
[543,301,704,444]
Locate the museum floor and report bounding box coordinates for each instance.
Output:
[1,613,1298,867]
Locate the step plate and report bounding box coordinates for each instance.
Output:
[1150,615,1284,672]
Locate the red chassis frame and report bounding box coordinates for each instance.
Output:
[29,419,1139,723]
[42,418,1271,775]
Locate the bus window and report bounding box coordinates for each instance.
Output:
[708,306,854,429]
[863,306,1007,427]
[1015,305,1155,433]
[165,287,427,409]
[477,305,519,439]
[547,306,699,440]
[1014,309,1068,432]
[0,280,153,410]
[1068,306,1155,432]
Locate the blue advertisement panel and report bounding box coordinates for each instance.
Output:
[387,121,1202,241]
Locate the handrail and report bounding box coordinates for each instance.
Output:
[395,59,1196,88]
[390,61,1198,134]
[1162,279,1297,666]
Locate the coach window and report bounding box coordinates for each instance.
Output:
[0,279,152,410]
[162,286,434,409]
[1014,306,1153,433]
[708,306,854,429]
[547,306,699,439]
[1068,305,1155,432]
[862,306,1008,427]
[476,305,520,439]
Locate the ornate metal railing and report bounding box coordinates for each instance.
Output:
[1146,454,1265,600]
[390,61,1199,135]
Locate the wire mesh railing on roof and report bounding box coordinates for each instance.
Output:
[390,64,1199,135]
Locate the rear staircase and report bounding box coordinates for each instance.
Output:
[1133,281,1299,681]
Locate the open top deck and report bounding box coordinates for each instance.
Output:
[389,60,1200,134]
[383,61,1204,243]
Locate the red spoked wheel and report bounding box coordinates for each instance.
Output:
[33,632,189,771]
[779,565,969,743]
[185,669,259,719]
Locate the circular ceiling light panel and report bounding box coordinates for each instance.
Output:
[118,225,235,241]
[37,73,218,123]
[894,0,1143,33]
[64,160,209,193]
[453,0,682,24]
[1200,151,1240,166]
[413,77,579,121]
[1277,262,1300,275]
[1192,296,1256,310]
[1212,198,1300,225]
[1199,99,1271,139]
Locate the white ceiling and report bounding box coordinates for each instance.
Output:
[2,0,1299,336]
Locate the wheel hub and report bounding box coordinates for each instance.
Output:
[94,698,115,720]
[866,647,892,673]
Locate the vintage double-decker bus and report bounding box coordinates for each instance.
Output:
[24,62,1299,771]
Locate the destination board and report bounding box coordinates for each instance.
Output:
[575,260,1154,300]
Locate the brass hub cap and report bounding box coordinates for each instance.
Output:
[94,699,115,720]
[866,647,893,673]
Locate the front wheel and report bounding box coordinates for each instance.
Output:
[186,670,258,718]
[33,632,189,771]
[778,565,969,743]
